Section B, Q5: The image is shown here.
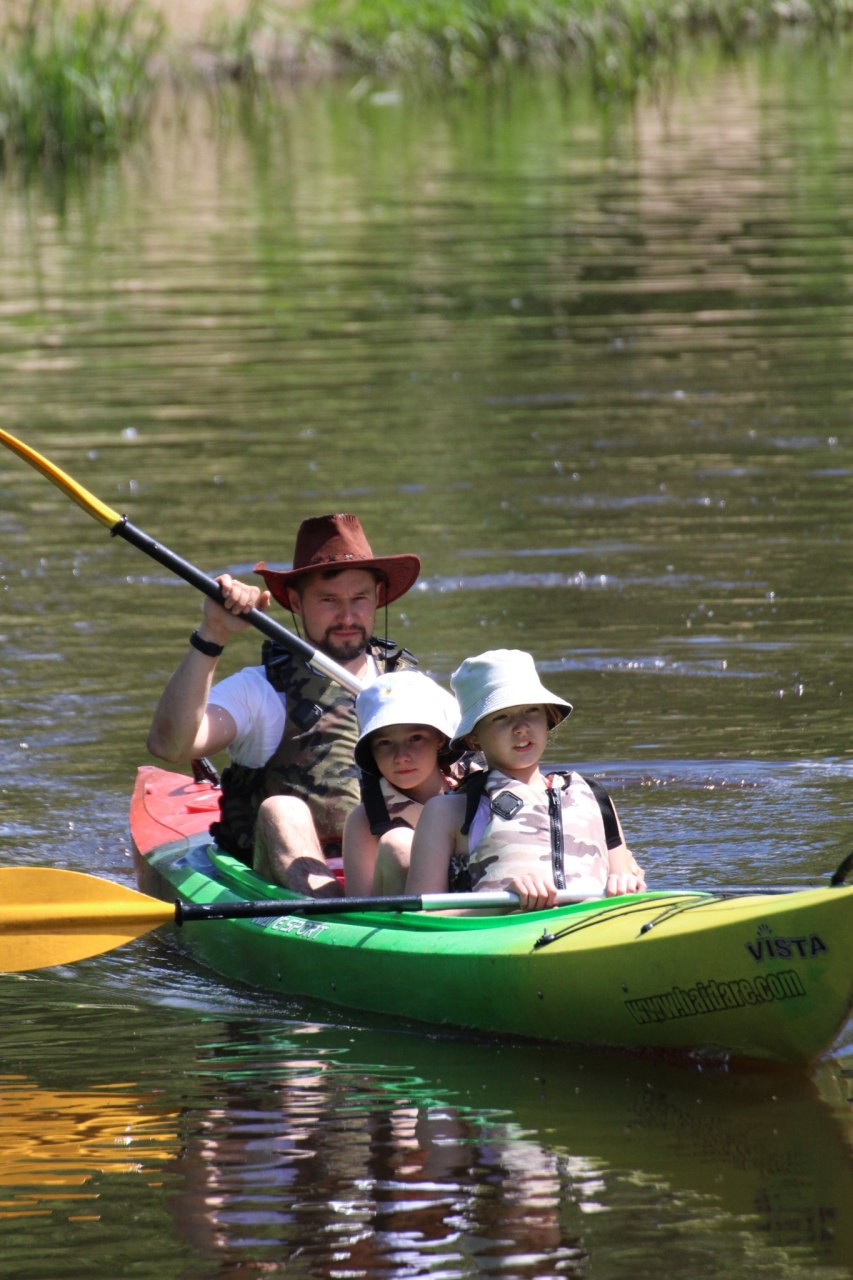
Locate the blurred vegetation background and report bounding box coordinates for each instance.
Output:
[2,0,853,169]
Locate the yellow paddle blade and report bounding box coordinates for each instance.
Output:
[0,868,174,973]
[0,428,121,530]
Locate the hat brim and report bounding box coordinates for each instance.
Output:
[354,734,463,776]
[450,695,571,750]
[254,554,420,608]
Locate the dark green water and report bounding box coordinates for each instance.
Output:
[1,44,851,1279]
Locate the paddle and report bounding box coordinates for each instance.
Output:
[0,867,596,973]
[0,428,363,695]
[5,864,842,975]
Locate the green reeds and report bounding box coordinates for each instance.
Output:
[1,0,852,170]
[0,1,165,169]
[300,0,853,88]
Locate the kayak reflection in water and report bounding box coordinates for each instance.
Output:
[165,1036,589,1276]
[406,649,646,912]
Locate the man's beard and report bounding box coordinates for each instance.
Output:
[313,626,369,664]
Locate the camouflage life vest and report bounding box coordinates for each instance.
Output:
[360,771,459,836]
[210,638,416,863]
[360,773,425,835]
[449,768,621,896]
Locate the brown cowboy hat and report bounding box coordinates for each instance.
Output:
[254,513,421,608]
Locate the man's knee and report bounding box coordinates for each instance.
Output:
[256,793,315,837]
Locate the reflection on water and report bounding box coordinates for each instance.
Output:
[1,978,851,1279]
[0,1079,176,1206]
[174,1042,589,1275]
[168,1023,853,1278]
[0,39,852,1280]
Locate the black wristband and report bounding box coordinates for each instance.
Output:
[189,629,224,658]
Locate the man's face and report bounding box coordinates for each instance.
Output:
[288,568,381,662]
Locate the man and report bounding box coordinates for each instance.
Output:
[146,513,420,896]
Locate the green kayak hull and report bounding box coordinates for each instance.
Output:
[132,766,853,1067]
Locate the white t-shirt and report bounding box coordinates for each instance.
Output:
[209,666,285,768]
[210,656,380,769]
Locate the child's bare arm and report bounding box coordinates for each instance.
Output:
[342,805,378,897]
[405,793,466,894]
[604,804,646,895]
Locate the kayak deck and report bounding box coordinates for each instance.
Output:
[131,766,853,1067]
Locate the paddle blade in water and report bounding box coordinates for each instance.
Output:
[0,868,173,972]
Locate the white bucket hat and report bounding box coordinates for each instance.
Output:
[354,670,462,775]
[450,649,572,748]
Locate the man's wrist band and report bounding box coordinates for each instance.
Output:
[189,629,224,658]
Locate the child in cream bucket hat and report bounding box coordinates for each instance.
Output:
[343,671,461,896]
[405,649,646,913]
[450,648,572,748]
[354,670,460,776]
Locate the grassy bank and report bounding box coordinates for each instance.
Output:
[300,0,853,90]
[297,0,845,87]
[1,0,853,170]
[0,1,164,168]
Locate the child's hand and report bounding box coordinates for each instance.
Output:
[605,868,646,897]
[501,872,558,912]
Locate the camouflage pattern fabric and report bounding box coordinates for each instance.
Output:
[377,777,424,831]
[210,639,416,862]
[451,769,610,897]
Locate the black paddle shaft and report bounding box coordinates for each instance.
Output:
[175,895,427,922]
[113,518,362,694]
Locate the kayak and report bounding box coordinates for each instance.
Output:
[131,765,853,1067]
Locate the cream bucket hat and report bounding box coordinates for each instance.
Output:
[450,649,572,748]
[354,670,462,775]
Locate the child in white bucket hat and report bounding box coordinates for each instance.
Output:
[406,649,645,912]
[343,670,462,895]
[450,648,572,746]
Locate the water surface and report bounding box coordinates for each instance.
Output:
[0,43,851,1279]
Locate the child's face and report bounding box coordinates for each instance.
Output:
[470,704,549,774]
[370,723,445,792]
